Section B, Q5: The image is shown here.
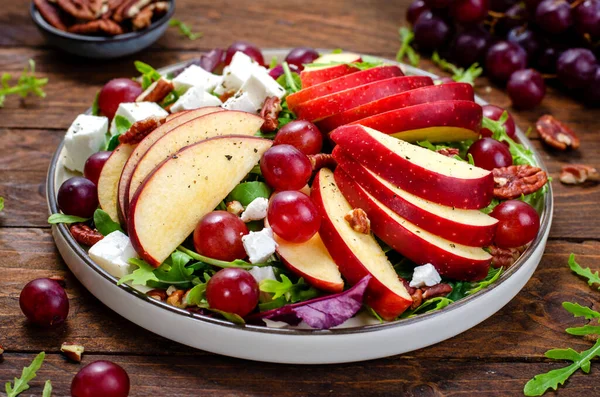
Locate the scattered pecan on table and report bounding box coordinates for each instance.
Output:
[308,153,336,172]
[536,115,580,151]
[489,245,526,268]
[559,164,600,185]
[344,208,371,234]
[69,223,103,246]
[61,342,85,363]
[492,165,548,200]
[259,96,282,133]
[436,147,460,157]
[118,116,165,145]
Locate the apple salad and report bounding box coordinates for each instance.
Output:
[49,43,549,329]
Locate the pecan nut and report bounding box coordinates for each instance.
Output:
[68,18,124,35]
[113,0,153,21]
[146,289,167,301]
[34,0,68,31]
[344,208,370,234]
[136,77,174,103]
[57,0,104,20]
[60,342,85,362]
[410,288,423,310]
[166,290,187,308]
[489,245,526,268]
[226,200,244,216]
[259,97,282,133]
[560,164,600,185]
[69,223,103,246]
[132,1,169,30]
[421,283,453,300]
[536,115,580,151]
[118,116,165,145]
[493,165,548,200]
[308,153,336,172]
[436,147,460,157]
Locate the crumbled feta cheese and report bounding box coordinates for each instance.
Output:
[242,227,278,264]
[88,231,138,280]
[240,197,269,222]
[109,102,169,134]
[214,51,267,95]
[222,91,262,113]
[172,64,222,93]
[240,71,286,101]
[249,266,277,284]
[409,264,442,288]
[63,114,109,172]
[170,86,222,113]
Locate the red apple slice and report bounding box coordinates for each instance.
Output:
[118,106,224,223]
[274,232,344,293]
[294,76,433,122]
[287,65,404,110]
[347,100,482,142]
[318,82,471,132]
[128,135,272,267]
[334,168,492,281]
[333,148,498,246]
[97,144,135,222]
[300,53,361,88]
[311,168,412,320]
[330,125,493,209]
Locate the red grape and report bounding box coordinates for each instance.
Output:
[498,3,529,32]
[467,138,513,170]
[535,0,573,34]
[451,0,490,23]
[260,145,312,191]
[574,0,600,40]
[71,360,130,397]
[451,27,491,67]
[507,28,542,59]
[268,191,321,243]
[480,105,517,139]
[407,0,430,24]
[413,11,452,51]
[268,63,300,80]
[57,177,98,218]
[19,278,69,327]
[273,120,323,155]
[424,0,453,8]
[491,0,518,11]
[98,78,143,120]
[556,48,598,89]
[583,67,600,105]
[194,211,249,261]
[225,41,265,66]
[490,200,540,248]
[537,45,563,73]
[285,47,320,70]
[507,69,546,109]
[84,151,111,186]
[485,41,528,82]
[200,48,225,73]
[206,268,259,317]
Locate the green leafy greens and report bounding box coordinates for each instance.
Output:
[226,181,271,206]
[568,253,600,290]
[93,208,123,236]
[47,213,89,225]
[396,27,419,67]
[0,196,4,211]
[178,246,273,269]
[42,380,52,397]
[431,52,482,86]
[117,258,159,286]
[5,351,47,397]
[134,61,162,90]
[279,62,300,93]
[168,18,202,40]
[0,60,48,108]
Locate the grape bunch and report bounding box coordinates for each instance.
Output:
[406,0,600,108]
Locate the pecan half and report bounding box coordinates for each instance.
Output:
[344,208,370,234]
[536,115,580,151]
[136,78,174,103]
[113,0,153,21]
[68,18,124,35]
[308,153,336,172]
[422,283,453,300]
[69,223,103,246]
[493,165,548,200]
[436,147,460,157]
[489,245,526,268]
[34,0,68,31]
[57,0,103,20]
[219,90,236,103]
[146,289,167,301]
[118,116,165,144]
[560,164,600,185]
[226,200,244,216]
[259,97,282,133]
[166,290,187,308]
[410,288,423,310]
[60,342,85,363]
[132,1,169,30]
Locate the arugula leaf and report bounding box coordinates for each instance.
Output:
[276,98,296,127]
[134,61,162,90]
[520,190,546,215]
[0,196,4,211]
[269,56,278,69]
[483,114,538,167]
[467,153,475,166]
[91,92,101,116]
[0,60,48,108]
[42,380,52,397]
[104,134,121,151]
[207,308,245,324]
[113,115,132,135]
[178,246,272,269]
[480,197,501,214]
[259,296,288,311]
[226,181,271,206]
[396,27,419,67]
[565,325,600,336]
[150,251,195,288]
[331,48,343,54]
[280,62,300,93]
[48,213,89,225]
[168,18,202,40]
[93,208,123,236]
[400,297,453,318]
[467,267,503,295]
[117,258,158,286]
[431,52,482,86]
[562,302,600,320]
[185,282,208,307]
[5,351,45,397]
[445,280,472,301]
[260,275,295,300]
[568,253,600,289]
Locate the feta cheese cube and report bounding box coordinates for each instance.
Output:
[222,91,262,113]
[240,197,269,222]
[172,64,222,93]
[242,227,278,264]
[249,266,278,284]
[63,114,108,172]
[409,264,442,288]
[214,51,267,95]
[109,102,168,135]
[170,86,222,113]
[240,71,286,101]
[88,231,138,280]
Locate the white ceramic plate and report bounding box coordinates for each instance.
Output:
[47,50,553,364]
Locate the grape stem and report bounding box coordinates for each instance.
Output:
[177,246,272,269]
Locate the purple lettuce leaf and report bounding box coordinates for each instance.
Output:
[250,275,372,329]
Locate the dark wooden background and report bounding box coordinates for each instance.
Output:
[1,0,599,395]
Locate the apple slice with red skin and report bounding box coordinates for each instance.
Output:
[97,144,135,223]
[128,135,272,267]
[294,76,433,122]
[287,65,404,111]
[334,168,492,281]
[333,147,498,246]
[318,82,472,132]
[300,53,361,88]
[311,168,412,320]
[330,125,494,209]
[118,106,224,223]
[346,100,482,142]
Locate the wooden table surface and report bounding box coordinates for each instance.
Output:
[1,0,600,395]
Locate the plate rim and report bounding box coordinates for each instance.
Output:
[46,49,554,336]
